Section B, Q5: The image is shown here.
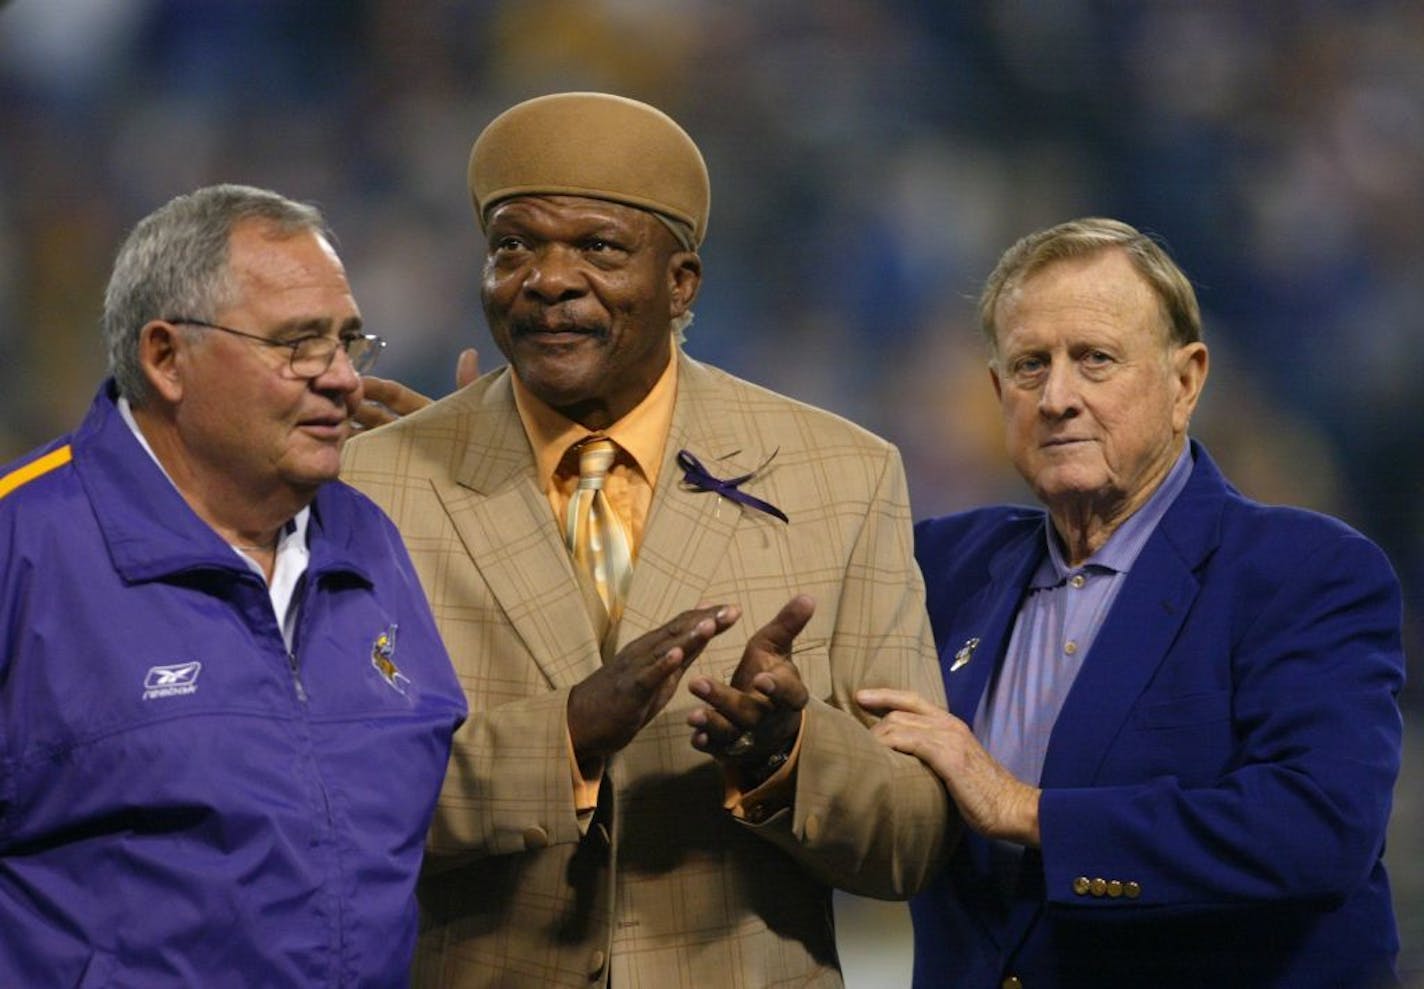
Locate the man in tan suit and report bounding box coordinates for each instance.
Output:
[343,92,955,988]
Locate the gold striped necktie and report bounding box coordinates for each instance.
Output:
[565,437,633,623]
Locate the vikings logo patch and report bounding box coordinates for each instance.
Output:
[371,624,411,695]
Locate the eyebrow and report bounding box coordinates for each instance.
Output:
[489,205,641,238]
[271,315,365,338]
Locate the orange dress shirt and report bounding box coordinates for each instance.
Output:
[511,346,797,819]
[511,352,675,554]
[511,350,675,816]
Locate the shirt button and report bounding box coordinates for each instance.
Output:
[1064,641,1078,655]
[1072,876,1091,895]
[1107,879,1124,898]
[1002,978,1023,989]
[1090,877,1108,897]
[1125,881,1142,899]
[1069,574,1085,588]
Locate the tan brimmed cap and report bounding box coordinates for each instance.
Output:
[468,92,710,246]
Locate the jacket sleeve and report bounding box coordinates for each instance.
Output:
[424,688,590,867]
[738,445,959,899]
[1038,527,1405,913]
[341,417,597,870]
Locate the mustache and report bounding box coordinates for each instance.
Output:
[509,309,608,338]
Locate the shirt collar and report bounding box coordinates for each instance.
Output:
[512,341,679,489]
[1034,442,1195,587]
[117,393,176,486]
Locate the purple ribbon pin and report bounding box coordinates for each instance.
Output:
[676,449,789,523]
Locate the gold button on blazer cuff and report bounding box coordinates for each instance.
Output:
[1074,874,1140,899]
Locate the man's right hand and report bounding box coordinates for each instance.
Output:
[568,605,741,770]
[353,347,480,430]
[856,687,1042,847]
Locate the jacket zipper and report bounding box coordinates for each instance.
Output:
[287,650,308,702]
[286,571,309,703]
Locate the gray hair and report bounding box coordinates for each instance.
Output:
[102,184,331,404]
[671,309,694,344]
[978,217,1202,362]
[655,211,696,344]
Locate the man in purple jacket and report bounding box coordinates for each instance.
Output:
[0,184,475,986]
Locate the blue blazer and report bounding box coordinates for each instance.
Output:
[911,442,1404,988]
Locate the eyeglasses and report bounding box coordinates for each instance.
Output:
[165,317,386,377]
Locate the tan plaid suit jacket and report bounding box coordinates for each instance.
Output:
[342,352,955,988]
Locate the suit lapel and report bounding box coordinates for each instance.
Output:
[435,372,603,690]
[946,527,1044,724]
[616,355,767,648]
[944,527,1043,900]
[1038,542,1197,786]
[1039,444,1223,787]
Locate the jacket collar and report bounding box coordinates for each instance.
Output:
[1037,440,1225,786]
[614,353,775,650]
[436,353,781,679]
[944,523,1044,725]
[74,380,369,587]
[953,441,1227,784]
[450,353,773,497]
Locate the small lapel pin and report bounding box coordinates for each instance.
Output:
[676,449,789,523]
[950,637,980,672]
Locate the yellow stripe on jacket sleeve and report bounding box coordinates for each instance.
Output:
[0,445,74,501]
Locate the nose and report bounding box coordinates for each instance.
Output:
[313,342,362,402]
[522,245,587,303]
[1037,361,1080,419]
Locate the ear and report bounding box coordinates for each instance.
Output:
[138,320,189,404]
[667,251,702,318]
[1171,341,1209,431]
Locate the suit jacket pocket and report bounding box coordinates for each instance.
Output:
[1107,690,1234,785]
[1134,690,1231,729]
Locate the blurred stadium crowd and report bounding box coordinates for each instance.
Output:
[2,0,1421,977]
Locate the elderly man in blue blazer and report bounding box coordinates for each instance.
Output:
[859,217,1405,988]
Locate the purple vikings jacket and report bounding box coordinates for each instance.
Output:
[0,383,466,987]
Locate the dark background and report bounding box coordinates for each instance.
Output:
[2,2,1419,981]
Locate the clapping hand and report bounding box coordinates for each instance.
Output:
[567,605,742,772]
[687,595,814,771]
